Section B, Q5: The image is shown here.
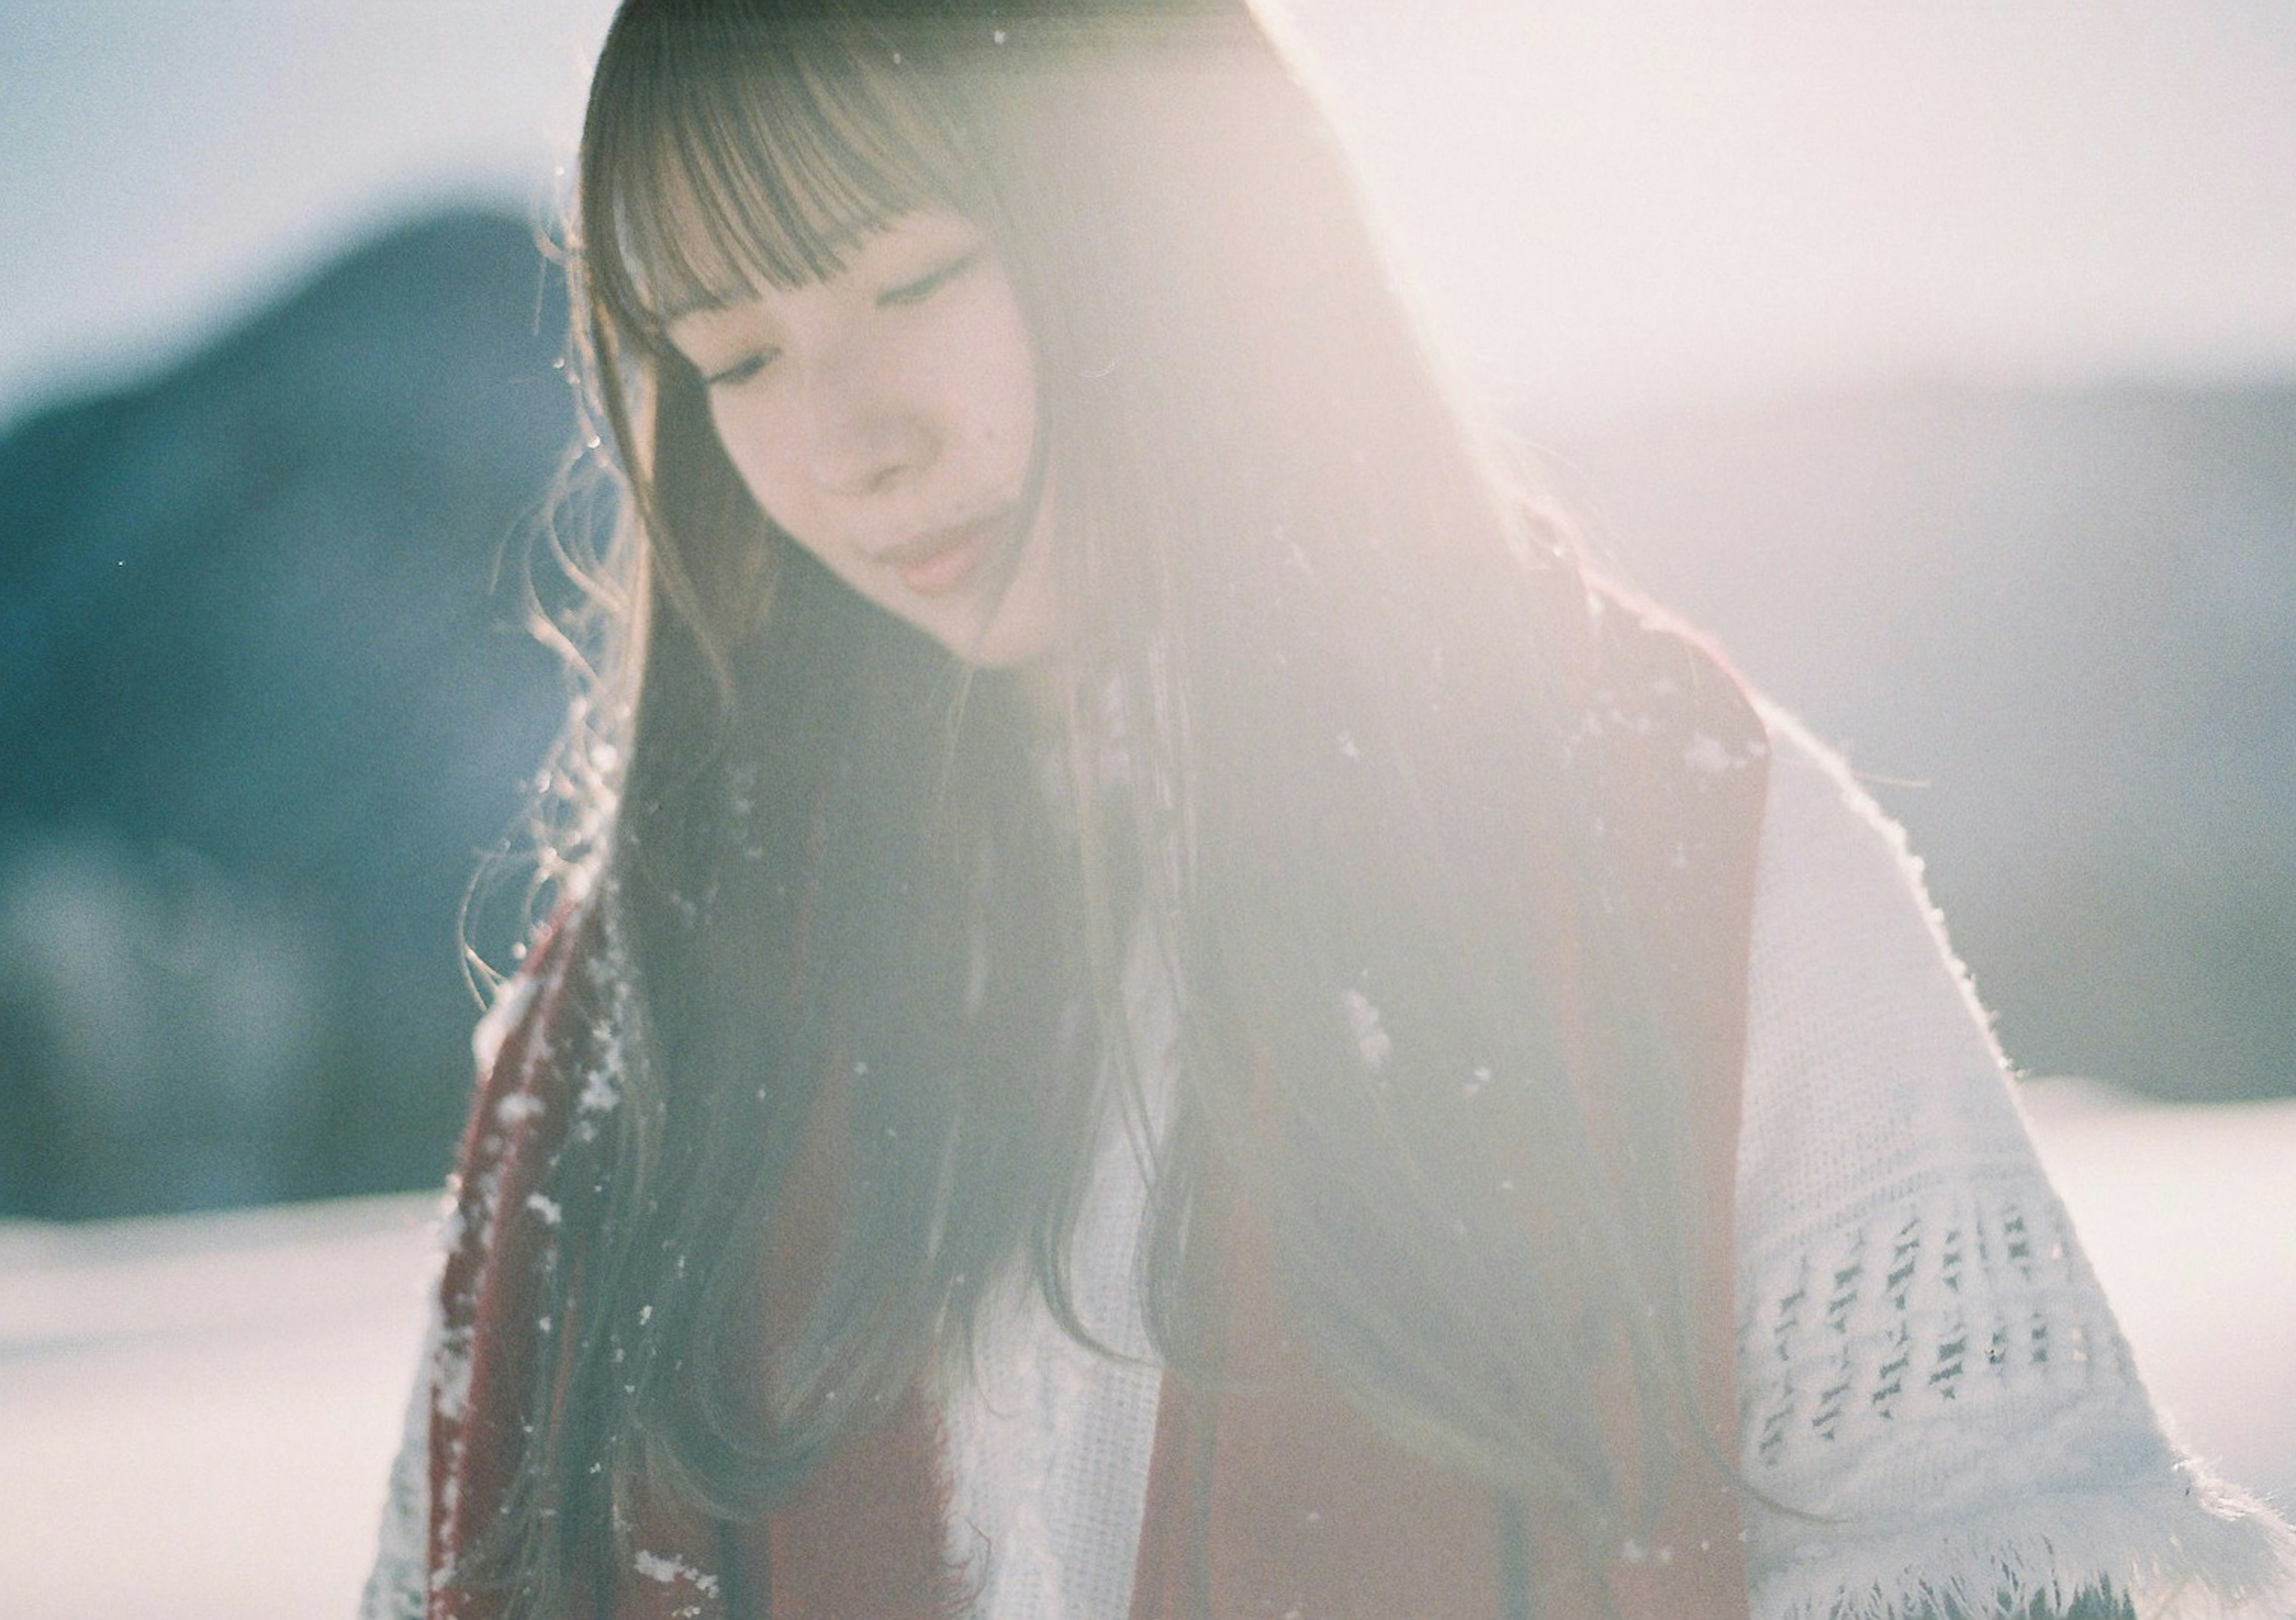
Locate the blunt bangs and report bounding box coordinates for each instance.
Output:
[581,6,987,345]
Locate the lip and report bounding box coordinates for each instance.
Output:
[877,511,1011,599]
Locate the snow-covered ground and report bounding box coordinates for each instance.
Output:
[0,1192,437,1619]
[2,1083,2291,1619]
[2018,1081,2296,1504]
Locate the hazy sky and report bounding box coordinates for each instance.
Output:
[4,0,2294,432]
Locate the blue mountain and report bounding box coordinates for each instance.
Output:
[0,209,581,1216]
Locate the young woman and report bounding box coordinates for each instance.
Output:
[366,4,2296,1618]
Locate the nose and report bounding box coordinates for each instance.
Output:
[800,353,937,501]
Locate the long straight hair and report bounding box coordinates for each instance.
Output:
[496,0,1717,1608]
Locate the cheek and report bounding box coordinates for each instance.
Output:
[708,395,805,527]
[980,325,1037,465]
[982,364,1037,475]
[934,283,1039,478]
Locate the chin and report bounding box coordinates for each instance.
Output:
[945,570,1060,670]
[947,612,1055,670]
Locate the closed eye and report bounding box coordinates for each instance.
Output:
[880,251,979,309]
[701,349,777,389]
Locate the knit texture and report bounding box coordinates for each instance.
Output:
[939,924,1174,1620]
[364,1304,438,1619]
[1735,706,2296,1620]
[365,709,2296,1619]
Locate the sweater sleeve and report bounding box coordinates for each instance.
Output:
[1733,705,2296,1620]
[358,966,546,1620]
[361,1295,441,1620]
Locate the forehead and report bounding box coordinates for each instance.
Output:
[613,160,912,335]
[662,208,983,339]
[589,22,981,336]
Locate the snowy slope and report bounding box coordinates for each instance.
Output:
[1,1090,2289,1619]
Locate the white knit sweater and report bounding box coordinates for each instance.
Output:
[365,710,2296,1620]
[1729,709,2294,1620]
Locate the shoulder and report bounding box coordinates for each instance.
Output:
[462,884,619,1162]
[1736,702,2031,1249]
[1742,701,2003,1066]
[1572,573,1773,925]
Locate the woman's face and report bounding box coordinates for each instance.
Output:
[666,209,1059,667]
